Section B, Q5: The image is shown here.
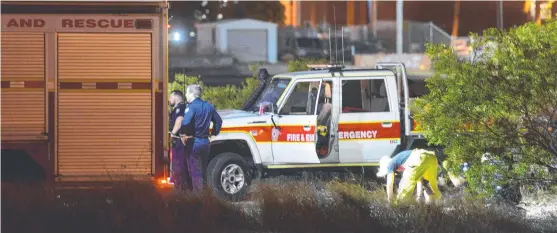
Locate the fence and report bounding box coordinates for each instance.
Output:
[340,20,452,54]
[167,19,453,68]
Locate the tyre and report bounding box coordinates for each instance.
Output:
[206,152,251,202]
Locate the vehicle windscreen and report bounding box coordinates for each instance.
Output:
[250,78,291,112]
[297,38,323,49]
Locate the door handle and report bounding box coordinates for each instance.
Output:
[303,125,312,131]
[381,122,393,128]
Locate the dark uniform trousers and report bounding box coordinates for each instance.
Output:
[181,98,222,192]
[169,102,192,191]
[184,138,210,192]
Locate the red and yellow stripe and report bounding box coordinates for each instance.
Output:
[218,122,402,143]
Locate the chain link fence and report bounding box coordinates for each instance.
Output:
[340,20,452,54]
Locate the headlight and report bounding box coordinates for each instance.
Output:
[297,49,307,56]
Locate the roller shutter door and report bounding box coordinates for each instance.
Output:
[1,32,46,141]
[57,33,152,177]
[227,29,268,63]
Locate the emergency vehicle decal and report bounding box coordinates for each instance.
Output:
[217,122,401,143]
[271,128,280,141]
[218,125,316,143]
[338,122,401,140]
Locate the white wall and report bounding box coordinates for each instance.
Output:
[216,19,278,64]
[196,26,214,54]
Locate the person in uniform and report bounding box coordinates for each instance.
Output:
[376,149,442,204]
[168,90,190,191]
[181,84,223,192]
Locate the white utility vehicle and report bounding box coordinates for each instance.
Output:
[206,63,426,201]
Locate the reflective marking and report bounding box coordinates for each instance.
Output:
[338,130,377,139]
[286,133,315,142]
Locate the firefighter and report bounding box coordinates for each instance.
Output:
[376,149,442,204]
[181,84,223,192]
[168,90,190,191]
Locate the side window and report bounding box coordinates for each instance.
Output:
[281,81,320,115]
[341,79,390,113]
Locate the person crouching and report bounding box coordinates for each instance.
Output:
[376,149,442,204]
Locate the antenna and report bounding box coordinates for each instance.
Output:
[333,4,338,64]
[341,26,345,64]
[328,28,333,64]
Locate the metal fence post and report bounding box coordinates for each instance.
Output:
[429,21,433,43]
[396,0,403,55]
[408,22,411,53]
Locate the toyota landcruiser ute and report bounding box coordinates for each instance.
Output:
[205,63,423,201]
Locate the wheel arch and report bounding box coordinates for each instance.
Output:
[209,132,262,164]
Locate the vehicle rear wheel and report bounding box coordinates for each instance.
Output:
[206,152,251,202]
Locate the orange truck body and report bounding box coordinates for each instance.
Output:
[1,1,171,186]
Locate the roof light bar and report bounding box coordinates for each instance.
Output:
[307,64,345,71]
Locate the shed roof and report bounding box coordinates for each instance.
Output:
[195,18,277,29]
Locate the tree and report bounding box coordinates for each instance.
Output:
[413,20,557,196]
[169,74,260,110]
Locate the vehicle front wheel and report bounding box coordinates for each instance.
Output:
[206,152,251,202]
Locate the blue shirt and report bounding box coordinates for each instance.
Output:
[386,150,412,174]
[182,98,222,139]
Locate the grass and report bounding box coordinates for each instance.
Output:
[2,176,557,233]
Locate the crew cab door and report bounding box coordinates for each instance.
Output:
[338,75,401,163]
[376,62,412,137]
[271,79,323,164]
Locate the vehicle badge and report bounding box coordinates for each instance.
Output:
[250,130,258,137]
[271,128,280,141]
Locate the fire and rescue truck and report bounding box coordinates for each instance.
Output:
[1,1,171,187]
[206,62,427,201]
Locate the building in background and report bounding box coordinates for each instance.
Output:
[195,19,278,64]
[280,0,555,37]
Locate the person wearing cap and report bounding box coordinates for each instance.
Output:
[376,148,442,204]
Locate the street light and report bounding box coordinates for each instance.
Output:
[172,32,181,42]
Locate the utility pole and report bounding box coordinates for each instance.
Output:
[497,0,504,29]
[451,0,460,37]
[396,0,403,55]
[368,0,377,36]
